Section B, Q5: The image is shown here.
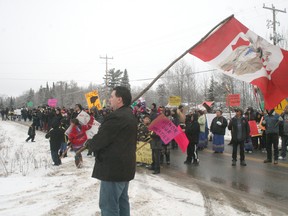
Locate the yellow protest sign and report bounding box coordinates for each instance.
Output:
[169,96,181,106]
[85,90,102,110]
[274,98,288,115]
[136,141,152,164]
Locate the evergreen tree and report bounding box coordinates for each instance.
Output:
[9,97,15,109]
[120,69,131,90]
[103,68,123,90]
[207,76,215,101]
[27,88,34,103]
[156,84,167,106]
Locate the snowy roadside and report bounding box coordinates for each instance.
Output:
[0,121,205,216]
[0,121,272,216]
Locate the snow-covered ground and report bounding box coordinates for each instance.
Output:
[0,121,271,216]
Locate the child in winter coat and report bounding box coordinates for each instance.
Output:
[26,123,36,142]
[184,114,200,164]
[45,123,63,166]
[68,116,94,168]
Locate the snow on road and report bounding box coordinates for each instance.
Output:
[0,121,270,216]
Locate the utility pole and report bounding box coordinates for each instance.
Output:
[100,54,113,100]
[263,4,286,45]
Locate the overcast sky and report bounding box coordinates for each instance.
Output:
[0,0,287,97]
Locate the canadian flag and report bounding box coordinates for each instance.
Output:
[189,16,288,110]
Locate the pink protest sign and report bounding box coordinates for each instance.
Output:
[148,114,180,144]
[48,99,58,107]
[174,125,189,153]
[248,120,261,137]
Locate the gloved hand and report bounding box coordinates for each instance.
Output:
[216,121,222,126]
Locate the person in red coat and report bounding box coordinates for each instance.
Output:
[68,116,94,167]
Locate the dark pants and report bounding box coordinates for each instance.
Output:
[160,145,170,164]
[26,135,35,142]
[152,149,161,172]
[99,181,130,216]
[232,141,245,161]
[186,142,198,162]
[266,133,279,161]
[261,131,266,149]
[51,150,61,165]
[251,137,259,149]
[281,135,288,158]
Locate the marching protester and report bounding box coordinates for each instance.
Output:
[150,131,162,174]
[160,109,172,165]
[279,105,288,160]
[68,115,94,168]
[45,122,63,166]
[86,86,138,216]
[262,109,283,164]
[198,110,207,150]
[184,113,200,165]
[210,110,228,153]
[26,123,36,142]
[228,108,250,166]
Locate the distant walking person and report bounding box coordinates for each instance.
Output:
[262,109,283,164]
[26,123,36,142]
[228,108,250,166]
[86,86,138,216]
[210,110,228,153]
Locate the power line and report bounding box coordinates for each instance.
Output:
[129,69,216,82]
[263,3,286,45]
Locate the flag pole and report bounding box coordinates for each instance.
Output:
[132,14,235,103]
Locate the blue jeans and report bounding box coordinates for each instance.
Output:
[99,181,130,216]
[60,142,67,152]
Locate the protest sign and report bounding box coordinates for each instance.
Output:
[65,110,101,138]
[226,94,240,107]
[168,96,181,107]
[148,114,180,144]
[48,99,58,107]
[136,141,152,164]
[248,120,261,137]
[85,90,102,110]
[274,98,288,115]
[27,101,33,107]
[174,125,189,153]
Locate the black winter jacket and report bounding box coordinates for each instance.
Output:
[45,127,63,151]
[210,116,228,135]
[228,116,250,142]
[185,121,200,144]
[88,106,138,182]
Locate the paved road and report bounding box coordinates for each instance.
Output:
[155,142,288,215]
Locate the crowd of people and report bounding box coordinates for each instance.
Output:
[1,99,287,170]
[1,85,288,215]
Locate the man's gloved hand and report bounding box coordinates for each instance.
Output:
[216,121,222,126]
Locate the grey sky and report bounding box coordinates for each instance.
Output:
[0,0,287,97]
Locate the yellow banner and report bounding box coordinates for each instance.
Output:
[274,98,288,115]
[169,96,181,106]
[85,90,102,110]
[136,141,152,164]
